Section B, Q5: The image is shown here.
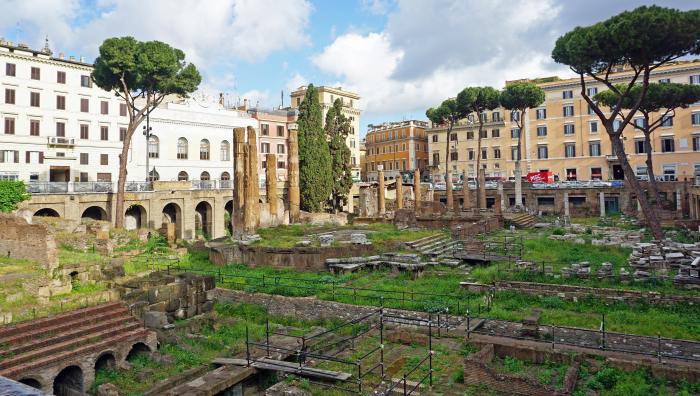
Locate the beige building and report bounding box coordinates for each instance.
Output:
[290,85,361,181]
[247,107,299,182]
[365,120,429,182]
[427,60,700,182]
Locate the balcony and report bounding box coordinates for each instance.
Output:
[27,181,153,194]
[47,137,75,147]
[191,179,234,190]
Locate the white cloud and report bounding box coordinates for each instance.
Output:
[240,89,271,108]
[0,0,80,48]
[285,73,309,94]
[361,0,394,15]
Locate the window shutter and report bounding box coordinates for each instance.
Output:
[39,152,44,164]
[25,151,30,163]
[14,150,19,163]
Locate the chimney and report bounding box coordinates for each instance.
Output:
[69,56,75,61]
[79,56,85,63]
[58,52,64,59]
[243,98,248,111]
[219,93,224,106]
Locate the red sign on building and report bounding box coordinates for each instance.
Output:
[527,171,554,183]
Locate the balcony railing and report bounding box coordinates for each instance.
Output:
[191,179,234,190]
[27,181,153,194]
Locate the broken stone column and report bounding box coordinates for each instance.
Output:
[446,170,454,211]
[478,168,487,209]
[396,178,403,210]
[243,127,260,233]
[599,192,605,217]
[288,129,300,223]
[497,181,505,212]
[378,169,385,216]
[494,194,502,215]
[413,168,421,214]
[677,188,682,212]
[232,128,246,237]
[563,192,570,217]
[514,167,523,208]
[266,153,278,219]
[462,170,470,210]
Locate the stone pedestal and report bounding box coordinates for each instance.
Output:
[288,130,300,223]
[378,170,385,215]
[563,192,570,217]
[514,167,523,208]
[462,170,470,210]
[413,169,421,213]
[599,192,606,217]
[478,168,487,209]
[396,179,403,210]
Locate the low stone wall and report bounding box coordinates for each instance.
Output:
[0,213,58,271]
[208,242,379,270]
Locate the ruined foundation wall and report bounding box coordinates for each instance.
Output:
[0,214,58,271]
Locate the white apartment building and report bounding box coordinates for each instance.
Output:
[0,40,127,185]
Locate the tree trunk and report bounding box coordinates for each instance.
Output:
[644,132,662,210]
[609,133,663,240]
[475,121,484,208]
[114,125,135,229]
[444,122,453,204]
[514,113,524,209]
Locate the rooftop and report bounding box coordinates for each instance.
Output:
[291,85,360,100]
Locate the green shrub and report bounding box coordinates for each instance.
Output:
[551,228,565,236]
[587,366,619,390]
[451,367,464,383]
[0,180,30,213]
[504,356,524,373]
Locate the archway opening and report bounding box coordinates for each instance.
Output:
[18,378,41,389]
[81,206,108,222]
[125,205,147,230]
[95,352,117,371]
[34,208,59,217]
[224,200,233,236]
[126,342,151,362]
[161,203,182,240]
[53,365,83,396]
[194,201,213,239]
[69,271,79,290]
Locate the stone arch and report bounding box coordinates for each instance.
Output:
[34,208,60,217]
[126,342,152,361]
[18,377,42,389]
[125,204,147,230]
[162,202,182,240]
[53,365,83,396]
[81,205,108,221]
[194,201,213,239]
[95,351,117,371]
[224,200,233,236]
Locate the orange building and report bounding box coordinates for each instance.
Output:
[365,120,429,182]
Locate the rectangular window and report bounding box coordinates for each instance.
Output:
[432,153,439,166]
[589,142,601,156]
[633,118,647,128]
[691,112,700,125]
[100,126,108,141]
[563,105,574,117]
[535,108,546,120]
[80,153,89,165]
[510,111,520,122]
[659,78,670,84]
[57,71,66,84]
[588,104,595,115]
[566,168,577,181]
[450,133,457,141]
[690,75,700,85]
[491,129,500,138]
[432,135,438,142]
[564,124,575,135]
[510,128,520,138]
[278,161,286,169]
[261,142,270,153]
[26,151,42,164]
[565,144,576,158]
[481,148,487,160]
[30,120,40,136]
[511,146,519,160]
[661,115,673,127]
[31,67,40,80]
[120,103,127,117]
[30,92,40,107]
[4,118,15,134]
[492,112,500,122]
[119,128,126,142]
[277,144,285,154]
[591,167,602,180]
[5,63,16,76]
[450,151,458,161]
[586,87,598,96]
[661,137,675,153]
[589,121,598,133]
[80,124,89,139]
[276,125,284,137]
[467,131,474,139]
[479,129,487,139]
[635,140,647,154]
[537,145,548,159]
[0,150,18,163]
[100,101,109,115]
[56,122,65,137]
[536,126,547,137]
[493,147,501,159]
[100,154,108,166]
[80,98,89,112]
[663,164,677,181]
[80,75,91,87]
[4,88,15,104]
[612,119,622,132]
[562,90,573,99]
[56,95,66,110]
[468,150,474,160]
[692,135,700,151]
[261,124,269,135]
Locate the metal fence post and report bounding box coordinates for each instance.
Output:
[657,333,662,363]
[467,310,471,339]
[245,325,250,367]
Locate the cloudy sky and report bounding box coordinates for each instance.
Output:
[1,0,697,135]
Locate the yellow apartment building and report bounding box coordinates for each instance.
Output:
[365,120,429,182]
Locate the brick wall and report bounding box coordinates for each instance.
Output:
[0,214,58,271]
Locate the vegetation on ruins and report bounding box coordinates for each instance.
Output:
[0,180,30,213]
[325,98,354,212]
[297,84,333,212]
[551,5,700,240]
[91,37,201,229]
[499,82,545,208]
[426,98,464,197]
[595,83,700,209]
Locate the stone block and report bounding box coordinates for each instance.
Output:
[144,311,169,329]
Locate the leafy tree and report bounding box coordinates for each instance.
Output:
[0,180,31,213]
[500,82,545,208]
[297,84,333,212]
[325,98,353,212]
[92,37,201,228]
[596,83,700,208]
[456,86,500,207]
[551,5,700,239]
[426,99,464,204]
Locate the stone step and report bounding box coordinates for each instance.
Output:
[424,241,461,255]
[0,327,151,378]
[2,314,139,358]
[418,238,454,254]
[411,235,450,250]
[0,321,143,370]
[406,234,441,247]
[0,304,130,348]
[0,301,124,340]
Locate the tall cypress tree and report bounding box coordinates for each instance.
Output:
[297,85,333,212]
[325,99,353,212]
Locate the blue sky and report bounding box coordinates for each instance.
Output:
[1,0,698,136]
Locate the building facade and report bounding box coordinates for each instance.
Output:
[427,60,700,182]
[290,85,362,181]
[247,107,299,182]
[365,120,429,182]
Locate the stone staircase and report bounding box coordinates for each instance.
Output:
[0,302,150,378]
[406,234,462,259]
[507,212,536,228]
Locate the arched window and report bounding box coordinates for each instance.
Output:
[220,171,230,180]
[220,171,231,188]
[200,171,210,181]
[148,135,159,158]
[178,171,189,181]
[220,140,230,161]
[177,137,188,159]
[200,139,210,160]
[148,169,159,181]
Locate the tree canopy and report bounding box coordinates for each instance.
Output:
[595,83,700,118]
[426,98,462,125]
[0,180,30,213]
[500,82,545,114]
[297,85,333,212]
[326,99,354,212]
[456,86,500,115]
